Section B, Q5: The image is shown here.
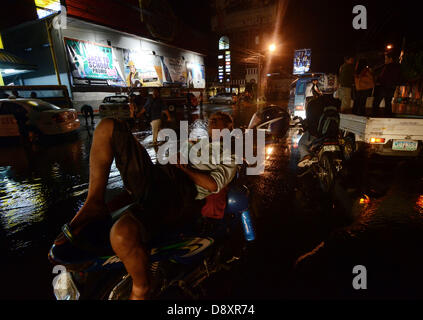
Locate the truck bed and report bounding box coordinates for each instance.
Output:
[340,113,423,143]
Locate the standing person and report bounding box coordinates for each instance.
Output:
[81,104,95,125]
[338,55,355,112]
[372,52,402,117]
[311,78,323,98]
[353,59,375,116]
[143,88,171,145]
[199,91,204,108]
[11,90,21,98]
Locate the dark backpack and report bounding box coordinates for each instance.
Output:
[317,105,340,138]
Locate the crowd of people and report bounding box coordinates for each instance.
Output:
[338,51,402,117]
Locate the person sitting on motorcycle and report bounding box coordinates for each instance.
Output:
[297,94,341,167]
[53,112,238,300]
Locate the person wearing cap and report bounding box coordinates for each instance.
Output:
[126,61,142,87]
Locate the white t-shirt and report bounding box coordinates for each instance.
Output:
[183,139,238,200]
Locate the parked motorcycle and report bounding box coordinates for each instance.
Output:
[293,117,343,193]
[48,172,255,300]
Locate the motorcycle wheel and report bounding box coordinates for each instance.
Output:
[319,153,336,193]
[343,136,355,161]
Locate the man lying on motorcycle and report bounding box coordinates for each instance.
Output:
[53,111,238,300]
[297,94,341,167]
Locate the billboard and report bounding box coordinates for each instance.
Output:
[187,62,205,89]
[160,56,187,86]
[64,38,125,86]
[123,50,163,87]
[293,49,312,75]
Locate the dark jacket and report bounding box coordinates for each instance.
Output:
[339,63,355,88]
[144,96,167,121]
[305,95,341,137]
[378,63,402,89]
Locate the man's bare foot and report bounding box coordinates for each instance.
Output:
[54,201,110,245]
[129,285,150,300]
[70,201,110,231]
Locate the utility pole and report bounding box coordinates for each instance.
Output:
[257,54,261,109]
[0,33,4,86]
[45,19,62,85]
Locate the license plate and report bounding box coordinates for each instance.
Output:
[392,140,418,151]
[322,145,340,152]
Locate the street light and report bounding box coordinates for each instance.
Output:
[244,43,279,108]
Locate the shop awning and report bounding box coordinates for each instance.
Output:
[0,49,37,76]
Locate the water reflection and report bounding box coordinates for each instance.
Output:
[0,105,257,252]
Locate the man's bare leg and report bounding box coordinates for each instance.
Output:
[110,213,150,300]
[69,118,116,231]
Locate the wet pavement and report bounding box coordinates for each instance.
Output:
[1,103,423,299]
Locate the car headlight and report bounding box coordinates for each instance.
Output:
[53,271,80,300]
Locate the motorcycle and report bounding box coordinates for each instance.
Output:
[48,171,255,300]
[292,117,343,193]
[247,105,291,143]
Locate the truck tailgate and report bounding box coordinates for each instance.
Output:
[340,114,423,142]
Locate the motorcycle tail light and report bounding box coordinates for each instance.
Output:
[359,194,370,204]
[370,137,385,144]
[295,105,304,110]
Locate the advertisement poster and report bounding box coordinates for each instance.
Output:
[160,56,188,86]
[122,49,163,87]
[293,49,312,75]
[34,0,61,19]
[187,62,206,89]
[64,37,125,86]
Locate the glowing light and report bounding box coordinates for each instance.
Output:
[417,195,423,210]
[269,43,276,52]
[266,146,274,160]
[386,44,394,50]
[370,137,385,144]
[359,194,370,205]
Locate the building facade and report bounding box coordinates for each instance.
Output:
[210,0,287,97]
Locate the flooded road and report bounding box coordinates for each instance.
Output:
[1,103,423,299]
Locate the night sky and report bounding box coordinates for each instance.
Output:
[1,0,421,73]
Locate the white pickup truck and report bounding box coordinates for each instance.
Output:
[339,113,423,157]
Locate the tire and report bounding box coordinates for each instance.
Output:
[319,152,336,193]
[343,136,355,161]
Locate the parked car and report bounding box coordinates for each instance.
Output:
[99,95,131,119]
[209,93,235,104]
[0,98,80,139]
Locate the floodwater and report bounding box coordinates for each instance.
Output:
[1,103,423,299]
